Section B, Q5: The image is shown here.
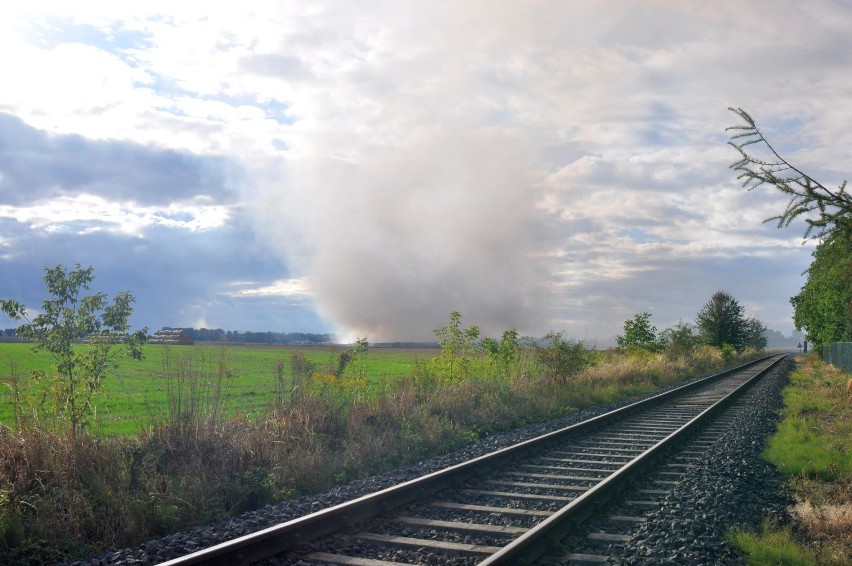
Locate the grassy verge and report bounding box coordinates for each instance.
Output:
[728,355,851,565]
[0,345,756,564]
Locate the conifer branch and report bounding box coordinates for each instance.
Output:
[726,107,851,239]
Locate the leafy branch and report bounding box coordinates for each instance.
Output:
[727,107,851,239]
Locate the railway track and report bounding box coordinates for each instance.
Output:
[159,355,786,566]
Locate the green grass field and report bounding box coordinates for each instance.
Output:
[0,342,440,435]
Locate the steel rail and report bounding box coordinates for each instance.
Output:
[479,353,786,565]
[156,355,780,566]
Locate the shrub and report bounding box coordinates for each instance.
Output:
[535,332,594,383]
[720,343,736,363]
[659,322,701,359]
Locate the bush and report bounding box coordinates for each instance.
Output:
[535,332,594,382]
[720,343,736,363]
[659,322,701,359]
[616,312,662,352]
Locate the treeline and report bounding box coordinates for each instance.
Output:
[166,327,334,344]
[1,327,335,345]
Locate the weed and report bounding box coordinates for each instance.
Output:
[728,518,816,566]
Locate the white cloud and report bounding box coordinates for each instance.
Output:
[226,278,310,298]
[0,195,230,236]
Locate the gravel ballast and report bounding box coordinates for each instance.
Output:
[68,356,794,566]
[610,356,795,565]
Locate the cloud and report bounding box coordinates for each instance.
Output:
[0,113,237,206]
[240,54,311,82]
[199,1,852,340]
[0,194,230,239]
[0,211,327,334]
[226,278,310,297]
[0,113,326,334]
[2,1,850,342]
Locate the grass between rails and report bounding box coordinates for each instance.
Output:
[0,343,755,564]
[728,355,851,565]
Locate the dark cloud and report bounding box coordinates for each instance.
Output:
[0,113,237,206]
[0,115,323,334]
[0,210,330,334]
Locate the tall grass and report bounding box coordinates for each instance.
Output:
[0,345,751,564]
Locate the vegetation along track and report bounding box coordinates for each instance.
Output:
[159,355,786,566]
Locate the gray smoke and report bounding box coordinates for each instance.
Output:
[241,0,836,341]
[257,128,551,341]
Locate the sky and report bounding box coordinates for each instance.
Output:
[0,0,850,344]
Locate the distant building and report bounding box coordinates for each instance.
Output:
[149,328,194,345]
[85,332,129,344]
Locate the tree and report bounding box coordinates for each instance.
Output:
[0,264,146,436]
[481,329,520,376]
[695,290,747,350]
[616,312,662,352]
[790,232,852,348]
[659,321,701,358]
[727,107,852,347]
[433,311,480,380]
[727,107,851,240]
[742,317,768,351]
[336,337,369,379]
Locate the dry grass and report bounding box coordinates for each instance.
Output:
[789,475,852,565]
[576,344,725,389]
[793,500,852,540]
[0,427,141,562]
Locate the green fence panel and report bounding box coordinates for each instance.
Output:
[821,342,852,373]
